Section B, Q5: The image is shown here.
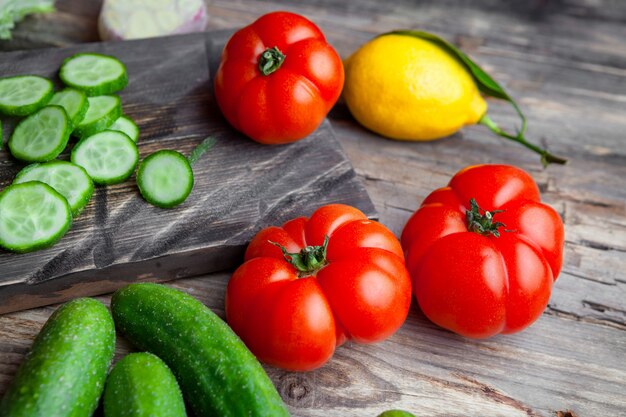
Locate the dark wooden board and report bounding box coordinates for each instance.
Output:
[0,30,375,314]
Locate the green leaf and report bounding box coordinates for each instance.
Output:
[385,30,566,166]
[187,136,216,165]
[389,30,526,133]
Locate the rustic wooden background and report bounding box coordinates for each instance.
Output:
[0,31,375,313]
[1,1,625,416]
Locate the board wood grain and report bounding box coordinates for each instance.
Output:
[0,30,375,313]
[1,1,625,417]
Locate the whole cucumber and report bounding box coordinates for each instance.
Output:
[377,411,417,417]
[103,352,186,417]
[111,283,290,417]
[0,298,115,417]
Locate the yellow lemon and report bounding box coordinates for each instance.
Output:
[343,33,487,141]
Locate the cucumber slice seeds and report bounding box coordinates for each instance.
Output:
[0,181,72,253]
[60,53,128,96]
[72,130,138,185]
[8,105,71,162]
[15,161,94,217]
[108,115,139,142]
[0,75,54,116]
[137,150,194,208]
[73,95,121,138]
[48,88,89,128]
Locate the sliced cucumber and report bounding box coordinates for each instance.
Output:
[8,105,71,162]
[48,88,89,128]
[60,53,128,96]
[71,130,138,185]
[15,161,94,217]
[108,115,139,142]
[74,95,121,138]
[0,181,72,253]
[0,75,53,116]
[137,150,194,208]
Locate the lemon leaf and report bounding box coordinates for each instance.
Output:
[389,30,525,128]
[388,30,566,166]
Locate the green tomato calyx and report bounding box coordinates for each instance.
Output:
[466,198,507,238]
[259,46,286,76]
[270,235,329,274]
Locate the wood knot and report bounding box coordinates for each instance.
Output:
[556,411,579,417]
[277,374,313,406]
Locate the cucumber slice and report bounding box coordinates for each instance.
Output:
[48,88,89,128]
[15,161,94,217]
[71,130,138,185]
[137,150,194,208]
[74,95,121,138]
[0,181,72,253]
[8,105,71,162]
[108,115,139,142]
[0,75,53,116]
[60,53,128,96]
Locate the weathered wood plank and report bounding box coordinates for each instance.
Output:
[1,1,625,416]
[0,31,375,313]
[1,274,624,417]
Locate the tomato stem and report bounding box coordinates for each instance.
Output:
[479,114,567,167]
[270,236,330,274]
[466,198,508,237]
[259,46,286,76]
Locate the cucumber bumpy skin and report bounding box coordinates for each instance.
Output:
[111,283,290,417]
[0,298,116,417]
[103,352,186,417]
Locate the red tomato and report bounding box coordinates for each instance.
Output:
[226,204,412,371]
[214,11,344,145]
[401,164,564,338]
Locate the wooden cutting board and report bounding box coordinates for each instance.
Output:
[0,30,375,314]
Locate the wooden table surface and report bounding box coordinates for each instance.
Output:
[1,1,625,416]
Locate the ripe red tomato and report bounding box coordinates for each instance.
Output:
[226,204,412,371]
[401,165,564,338]
[214,11,344,145]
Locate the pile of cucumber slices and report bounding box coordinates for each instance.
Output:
[0,53,195,253]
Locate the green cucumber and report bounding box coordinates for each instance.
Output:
[60,53,128,96]
[103,352,186,417]
[0,75,53,116]
[108,115,139,142]
[0,298,115,417]
[48,88,89,128]
[137,150,193,208]
[111,283,290,417]
[8,105,71,162]
[71,130,138,185]
[74,95,122,138]
[377,411,417,417]
[0,181,72,253]
[14,161,94,217]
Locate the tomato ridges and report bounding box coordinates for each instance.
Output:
[215,11,344,144]
[402,164,564,338]
[228,204,412,370]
